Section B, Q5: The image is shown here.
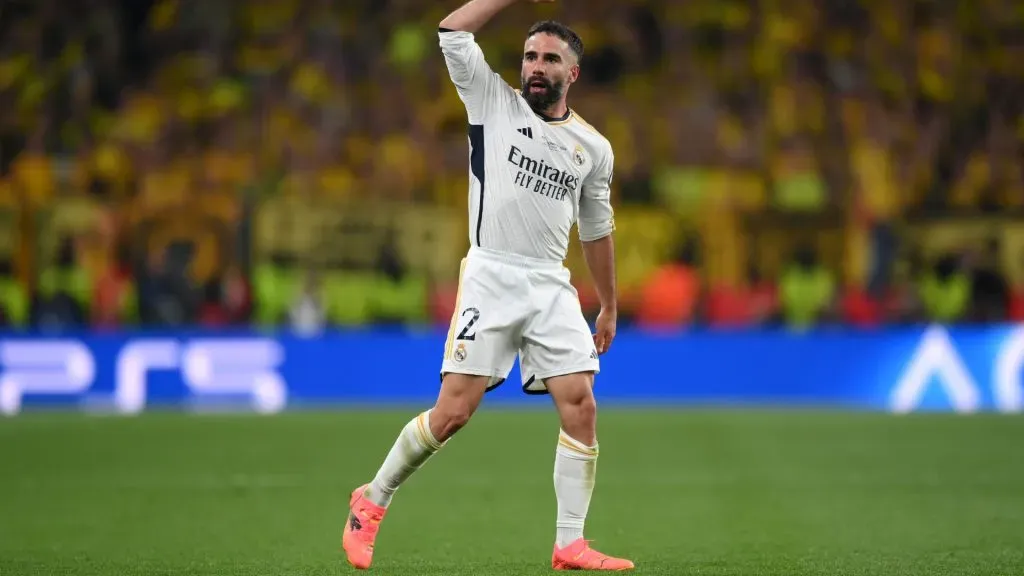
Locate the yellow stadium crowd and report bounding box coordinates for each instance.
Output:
[0,0,1021,329]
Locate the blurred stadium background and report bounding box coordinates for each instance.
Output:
[1,1,1023,574]
[0,0,1021,332]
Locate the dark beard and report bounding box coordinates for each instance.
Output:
[521,76,564,115]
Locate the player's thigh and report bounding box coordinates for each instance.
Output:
[440,257,522,388]
[519,280,599,395]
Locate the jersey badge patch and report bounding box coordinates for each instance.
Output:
[573,144,586,167]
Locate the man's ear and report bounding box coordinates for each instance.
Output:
[569,64,581,84]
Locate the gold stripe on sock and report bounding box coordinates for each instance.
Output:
[558,433,598,458]
[416,413,442,451]
[558,437,597,457]
[414,413,431,448]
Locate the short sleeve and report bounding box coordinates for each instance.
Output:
[578,145,615,242]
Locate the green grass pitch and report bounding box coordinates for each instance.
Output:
[2,408,1023,575]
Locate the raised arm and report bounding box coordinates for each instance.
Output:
[439,1,546,122]
[440,0,525,33]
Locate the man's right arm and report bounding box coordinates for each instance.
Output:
[439,0,523,122]
[440,0,520,33]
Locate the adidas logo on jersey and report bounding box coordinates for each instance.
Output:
[517,127,533,139]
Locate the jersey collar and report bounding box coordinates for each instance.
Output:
[514,90,573,123]
[535,108,572,123]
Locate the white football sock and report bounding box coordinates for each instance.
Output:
[554,429,599,548]
[364,410,445,507]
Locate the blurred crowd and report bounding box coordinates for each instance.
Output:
[0,0,1021,332]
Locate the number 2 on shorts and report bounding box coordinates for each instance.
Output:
[456,307,480,341]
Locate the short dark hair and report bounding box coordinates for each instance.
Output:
[526,20,584,63]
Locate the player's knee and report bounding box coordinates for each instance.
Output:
[547,372,598,440]
[432,373,487,441]
[430,392,477,441]
[559,390,597,443]
[431,404,474,441]
[572,393,597,429]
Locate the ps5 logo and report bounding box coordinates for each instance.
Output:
[0,338,287,416]
[0,340,95,416]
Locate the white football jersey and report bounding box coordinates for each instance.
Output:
[439,29,615,262]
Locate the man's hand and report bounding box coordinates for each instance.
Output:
[441,0,552,32]
[593,307,617,355]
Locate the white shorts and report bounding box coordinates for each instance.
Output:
[440,247,600,394]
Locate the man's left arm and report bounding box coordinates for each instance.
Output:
[578,146,617,354]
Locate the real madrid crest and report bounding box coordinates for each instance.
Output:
[573,144,586,167]
[454,342,467,362]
